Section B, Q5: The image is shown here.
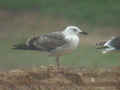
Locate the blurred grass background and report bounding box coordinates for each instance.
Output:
[0,0,120,70]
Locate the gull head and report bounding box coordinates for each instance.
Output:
[63,26,88,35]
[96,39,116,54]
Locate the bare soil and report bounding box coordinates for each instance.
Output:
[0,65,120,90]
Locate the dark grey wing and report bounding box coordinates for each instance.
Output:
[110,36,120,49]
[26,32,67,51]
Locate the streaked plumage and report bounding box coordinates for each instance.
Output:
[26,32,67,52]
[13,26,88,68]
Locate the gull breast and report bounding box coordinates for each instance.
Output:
[65,35,80,49]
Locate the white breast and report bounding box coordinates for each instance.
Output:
[65,35,80,49]
[50,34,80,56]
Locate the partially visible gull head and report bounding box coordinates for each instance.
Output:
[63,26,88,35]
[96,36,120,54]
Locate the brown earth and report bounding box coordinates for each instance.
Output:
[0,65,120,90]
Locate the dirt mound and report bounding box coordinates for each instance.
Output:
[0,65,120,90]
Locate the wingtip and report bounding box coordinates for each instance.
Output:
[12,43,28,50]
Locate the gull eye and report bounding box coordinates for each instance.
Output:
[73,29,77,32]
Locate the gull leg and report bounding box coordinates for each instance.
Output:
[56,56,60,68]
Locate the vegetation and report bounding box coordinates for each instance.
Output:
[0,66,120,90]
[0,0,120,27]
[0,0,120,70]
[0,0,120,89]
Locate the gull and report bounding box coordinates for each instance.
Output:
[96,36,120,54]
[13,26,88,68]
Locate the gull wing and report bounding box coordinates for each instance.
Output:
[26,32,67,51]
[110,36,120,49]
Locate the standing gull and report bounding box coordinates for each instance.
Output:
[13,26,88,68]
[96,36,120,54]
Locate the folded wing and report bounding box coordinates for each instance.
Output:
[110,36,120,49]
[26,32,67,51]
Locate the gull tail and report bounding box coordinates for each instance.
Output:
[12,36,36,50]
[12,43,29,50]
[12,36,40,51]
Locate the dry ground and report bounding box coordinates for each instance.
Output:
[0,65,120,90]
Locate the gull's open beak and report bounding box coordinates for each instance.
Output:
[80,31,88,35]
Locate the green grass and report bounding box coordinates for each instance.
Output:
[0,0,120,70]
[0,0,120,27]
[1,38,120,70]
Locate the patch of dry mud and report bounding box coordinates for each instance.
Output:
[0,65,120,90]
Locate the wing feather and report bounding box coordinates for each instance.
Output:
[110,36,120,49]
[26,32,67,51]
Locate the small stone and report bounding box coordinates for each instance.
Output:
[91,77,95,82]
